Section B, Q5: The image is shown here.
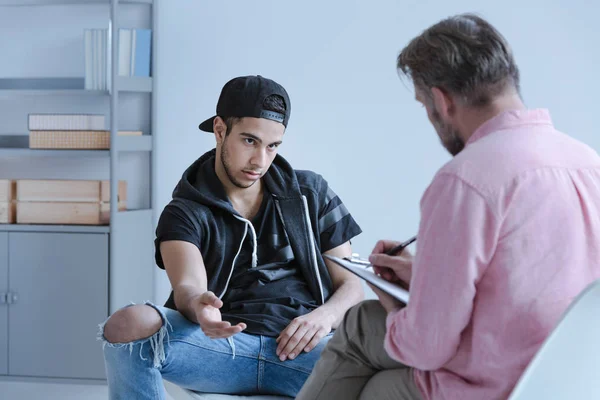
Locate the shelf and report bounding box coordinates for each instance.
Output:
[0,210,151,233]
[0,77,152,96]
[0,0,152,6]
[0,148,107,157]
[116,76,153,93]
[0,134,153,155]
[0,223,109,233]
[0,78,105,97]
[118,208,153,217]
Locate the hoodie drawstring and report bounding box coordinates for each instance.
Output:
[227,336,236,359]
[220,216,259,360]
[218,219,248,299]
[247,221,258,268]
[232,215,258,268]
[218,215,261,299]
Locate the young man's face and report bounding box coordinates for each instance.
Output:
[218,117,285,189]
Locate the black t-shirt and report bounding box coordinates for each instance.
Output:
[219,190,318,336]
[156,164,361,336]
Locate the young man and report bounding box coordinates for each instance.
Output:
[297,14,600,400]
[99,75,364,399]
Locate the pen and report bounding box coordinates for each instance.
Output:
[385,235,417,256]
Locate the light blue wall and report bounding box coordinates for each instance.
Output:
[154,0,600,301]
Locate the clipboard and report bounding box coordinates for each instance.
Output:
[324,255,410,304]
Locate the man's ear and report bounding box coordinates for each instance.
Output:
[430,87,455,120]
[213,117,227,144]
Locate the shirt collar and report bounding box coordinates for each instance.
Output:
[467,109,553,146]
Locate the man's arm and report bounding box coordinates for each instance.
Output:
[368,240,414,313]
[161,240,207,322]
[384,174,499,370]
[276,241,364,361]
[160,240,245,338]
[317,241,365,328]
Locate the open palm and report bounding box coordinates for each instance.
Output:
[192,291,246,339]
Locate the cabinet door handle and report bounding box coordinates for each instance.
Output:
[0,292,7,305]
[6,292,17,305]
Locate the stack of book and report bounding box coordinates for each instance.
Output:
[115,28,152,78]
[84,28,109,91]
[28,114,141,149]
[84,27,152,91]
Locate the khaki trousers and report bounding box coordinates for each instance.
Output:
[296,300,422,400]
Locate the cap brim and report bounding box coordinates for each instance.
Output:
[198,116,216,132]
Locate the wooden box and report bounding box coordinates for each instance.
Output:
[29,130,142,150]
[17,180,127,203]
[0,179,16,223]
[0,179,16,202]
[17,201,126,225]
[0,202,16,224]
[15,179,127,225]
[100,180,127,203]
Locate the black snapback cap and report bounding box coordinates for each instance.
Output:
[198,75,291,132]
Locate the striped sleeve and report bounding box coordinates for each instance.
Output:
[317,182,362,253]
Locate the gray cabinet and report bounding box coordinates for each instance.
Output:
[0,232,7,375]
[4,232,108,379]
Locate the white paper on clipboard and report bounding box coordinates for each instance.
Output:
[324,255,410,304]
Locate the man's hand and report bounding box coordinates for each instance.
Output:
[190,291,246,339]
[368,283,405,313]
[369,239,414,289]
[276,308,333,361]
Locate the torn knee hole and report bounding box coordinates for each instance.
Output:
[103,304,163,344]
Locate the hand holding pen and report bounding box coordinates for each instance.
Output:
[368,235,416,287]
[384,235,417,256]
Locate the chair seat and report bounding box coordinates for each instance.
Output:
[164,380,293,400]
[508,279,600,399]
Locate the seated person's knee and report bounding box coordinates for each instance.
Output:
[103,304,163,344]
[347,300,383,319]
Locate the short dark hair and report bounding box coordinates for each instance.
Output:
[224,94,287,135]
[397,14,520,107]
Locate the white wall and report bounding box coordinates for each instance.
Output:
[154,0,600,301]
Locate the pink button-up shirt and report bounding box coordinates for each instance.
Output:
[385,109,600,400]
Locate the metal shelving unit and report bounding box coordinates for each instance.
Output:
[0,0,156,381]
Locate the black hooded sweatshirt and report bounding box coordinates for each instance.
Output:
[155,149,362,336]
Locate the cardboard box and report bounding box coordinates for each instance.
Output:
[17,180,127,203]
[17,201,126,225]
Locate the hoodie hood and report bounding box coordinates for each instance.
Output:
[172,148,302,212]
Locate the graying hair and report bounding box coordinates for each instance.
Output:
[397,13,520,107]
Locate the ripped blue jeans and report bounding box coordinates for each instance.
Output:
[99,303,332,400]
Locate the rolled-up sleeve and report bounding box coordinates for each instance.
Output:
[384,173,499,370]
